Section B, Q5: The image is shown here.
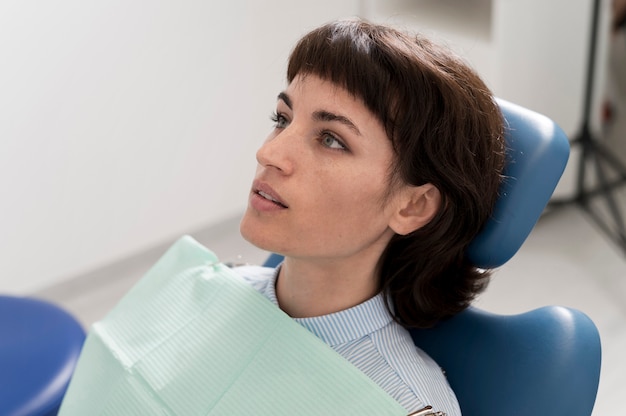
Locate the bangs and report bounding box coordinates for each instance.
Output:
[286,20,402,138]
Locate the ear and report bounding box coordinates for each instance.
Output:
[389,183,441,235]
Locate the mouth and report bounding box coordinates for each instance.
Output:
[256,190,288,208]
[252,181,288,209]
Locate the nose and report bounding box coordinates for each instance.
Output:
[255,130,296,175]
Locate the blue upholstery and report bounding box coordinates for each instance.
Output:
[263,100,602,415]
[0,295,85,416]
[263,253,285,269]
[411,306,601,416]
[467,99,571,268]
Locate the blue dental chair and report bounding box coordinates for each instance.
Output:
[264,99,602,416]
[0,296,85,416]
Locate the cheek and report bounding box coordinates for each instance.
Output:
[311,172,390,226]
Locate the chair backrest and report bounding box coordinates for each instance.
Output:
[264,99,602,416]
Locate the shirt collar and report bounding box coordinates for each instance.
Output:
[265,266,394,346]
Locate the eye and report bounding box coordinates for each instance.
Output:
[320,132,348,151]
[270,112,289,129]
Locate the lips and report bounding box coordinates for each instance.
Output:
[252,180,288,208]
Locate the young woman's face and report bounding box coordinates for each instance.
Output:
[240,74,403,263]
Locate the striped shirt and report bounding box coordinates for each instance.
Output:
[233,265,461,415]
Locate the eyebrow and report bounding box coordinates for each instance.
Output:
[277,92,292,109]
[312,110,362,136]
[277,92,362,136]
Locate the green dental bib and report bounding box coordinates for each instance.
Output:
[59,236,407,415]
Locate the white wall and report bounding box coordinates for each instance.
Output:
[1,0,609,293]
[0,0,359,293]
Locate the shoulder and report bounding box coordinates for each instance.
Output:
[338,320,461,415]
[374,322,461,415]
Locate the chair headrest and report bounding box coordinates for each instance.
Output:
[466,99,570,268]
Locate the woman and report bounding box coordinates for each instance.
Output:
[237,18,505,415]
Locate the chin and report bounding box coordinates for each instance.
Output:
[239,211,278,253]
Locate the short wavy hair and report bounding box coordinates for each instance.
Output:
[287,19,506,328]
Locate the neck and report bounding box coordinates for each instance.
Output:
[275,256,381,318]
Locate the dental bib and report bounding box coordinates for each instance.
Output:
[58,236,406,415]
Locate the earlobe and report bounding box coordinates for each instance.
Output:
[389,184,441,235]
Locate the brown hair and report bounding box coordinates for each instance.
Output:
[287,19,506,328]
